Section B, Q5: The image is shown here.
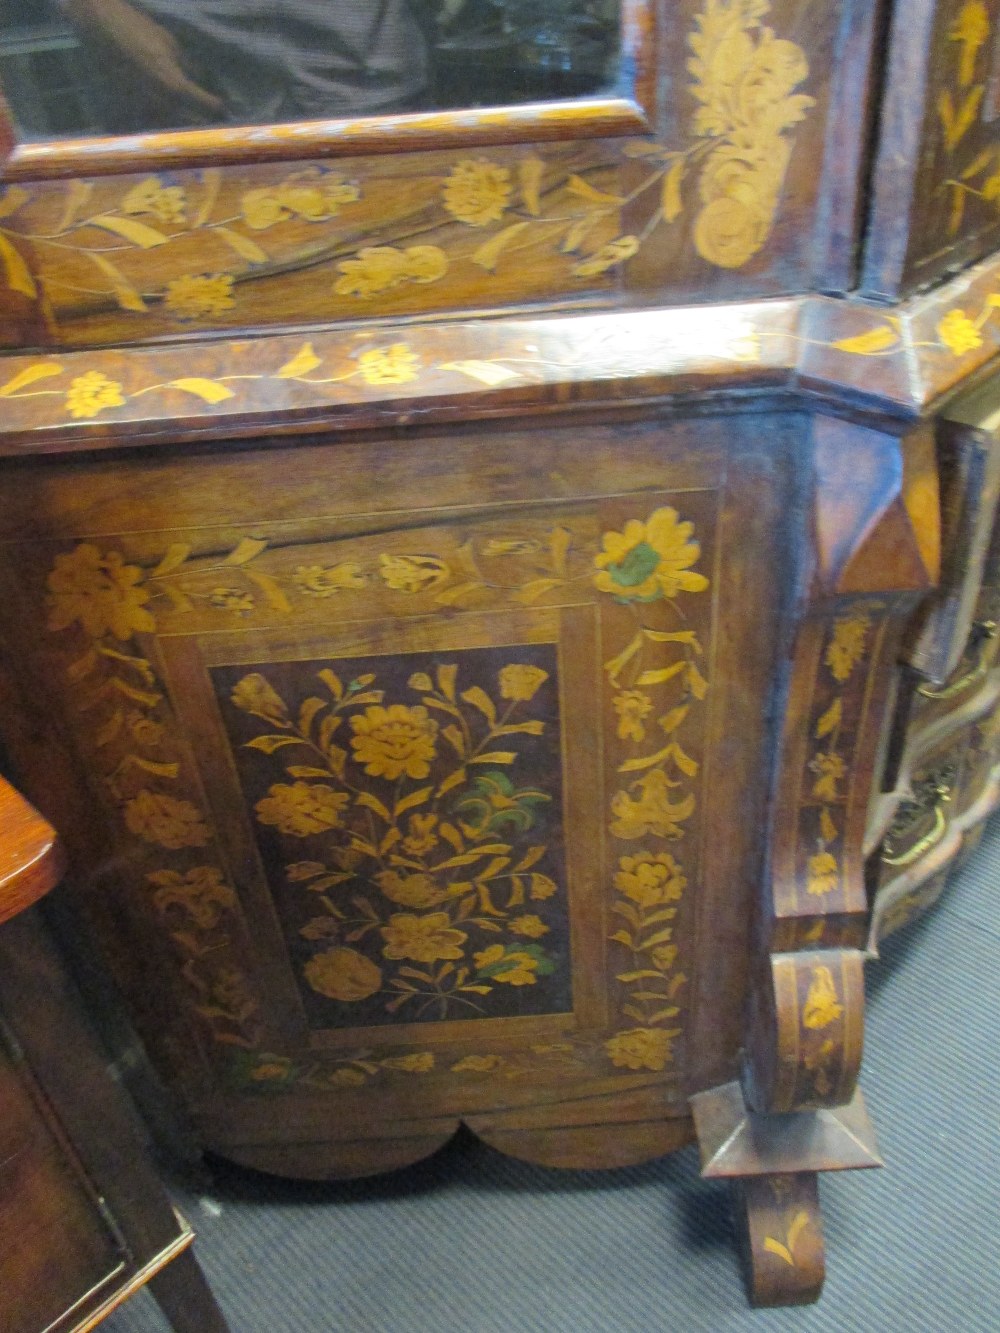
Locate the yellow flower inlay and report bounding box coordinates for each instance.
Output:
[405,245,449,282]
[241,187,289,230]
[335,244,447,297]
[379,553,449,593]
[688,2,814,270]
[304,947,382,1002]
[292,563,365,596]
[573,236,640,278]
[693,195,768,270]
[230,672,289,724]
[610,769,696,840]
[451,1054,503,1072]
[613,690,654,742]
[381,912,467,963]
[950,2,990,87]
[825,614,871,683]
[329,1067,367,1086]
[807,850,839,896]
[594,506,709,603]
[442,158,512,226]
[650,942,678,970]
[605,1027,675,1072]
[374,869,449,909]
[498,664,549,702]
[209,586,253,611]
[121,175,186,224]
[128,712,164,747]
[250,1059,293,1082]
[381,1052,435,1072]
[163,273,235,321]
[241,174,360,229]
[147,866,235,928]
[278,178,360,219]
[809,752,846,803]
[335,246,409,297]
[803,966,844,1030]
[937,308,984,356]
[508,914,550,939]
[614,851,687,909]
[357,343,419,386]
[123,790,211,849]
[401,813,439,857]
[472,943,541,986]
[350,704,438,780]
[254,782,349,836]
[47,543,154,640]
[65,371,126,420]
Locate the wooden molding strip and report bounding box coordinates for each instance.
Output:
[6,245,1000,453]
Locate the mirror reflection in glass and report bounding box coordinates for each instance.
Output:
[0,0,621,140]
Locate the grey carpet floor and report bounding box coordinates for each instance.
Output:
[104,815,1000,1333]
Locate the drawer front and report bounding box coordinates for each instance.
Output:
[880,747,965,876]
[871,670,1000,945]
[0,414,796,1174]
[913,584,1000,727]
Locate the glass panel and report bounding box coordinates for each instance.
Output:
[0,0,622,140]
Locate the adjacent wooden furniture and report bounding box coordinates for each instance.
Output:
[1,0,999,1309]
[0,778,229,1333]
[868,377,1000,945]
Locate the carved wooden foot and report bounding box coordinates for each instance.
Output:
[691,1080,880,1308]
[732,1172,825,1307]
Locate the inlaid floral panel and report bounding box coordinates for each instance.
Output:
[0,476,724,1105]
[212,644,571,1030]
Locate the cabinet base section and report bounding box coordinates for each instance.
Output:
[733,1173,826,1307]
[691,1082,881,1308]
[199,1113,696,1181]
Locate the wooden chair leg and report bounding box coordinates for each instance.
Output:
[146,1248,231,1333]
[731,1172,825,1308]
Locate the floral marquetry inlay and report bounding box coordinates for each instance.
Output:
[802,610,876,903]
[0,0,816,348]
[34,490,716,1095]
[215,646,570,1029]
[597,507,710,1072]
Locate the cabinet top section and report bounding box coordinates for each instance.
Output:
[1,1,999,355]
[0,1,879,352]
[864,0,1000,298]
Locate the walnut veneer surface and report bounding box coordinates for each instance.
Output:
[1,0,999,1310]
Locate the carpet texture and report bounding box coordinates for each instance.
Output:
[103,815,1000,1333]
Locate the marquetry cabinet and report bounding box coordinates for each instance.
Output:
[1,0,1000,1311]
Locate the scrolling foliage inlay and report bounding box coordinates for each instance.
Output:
[0,1,814,344]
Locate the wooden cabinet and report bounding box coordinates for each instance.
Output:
[869,377,1000,944]
[0,0,998,1310]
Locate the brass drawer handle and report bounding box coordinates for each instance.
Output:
[881,802,948,867]
[917,620,997,701]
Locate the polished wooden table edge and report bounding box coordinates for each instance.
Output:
[70,1225,195,1333]
[5,249,1000,455]
[0,775,65,926]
